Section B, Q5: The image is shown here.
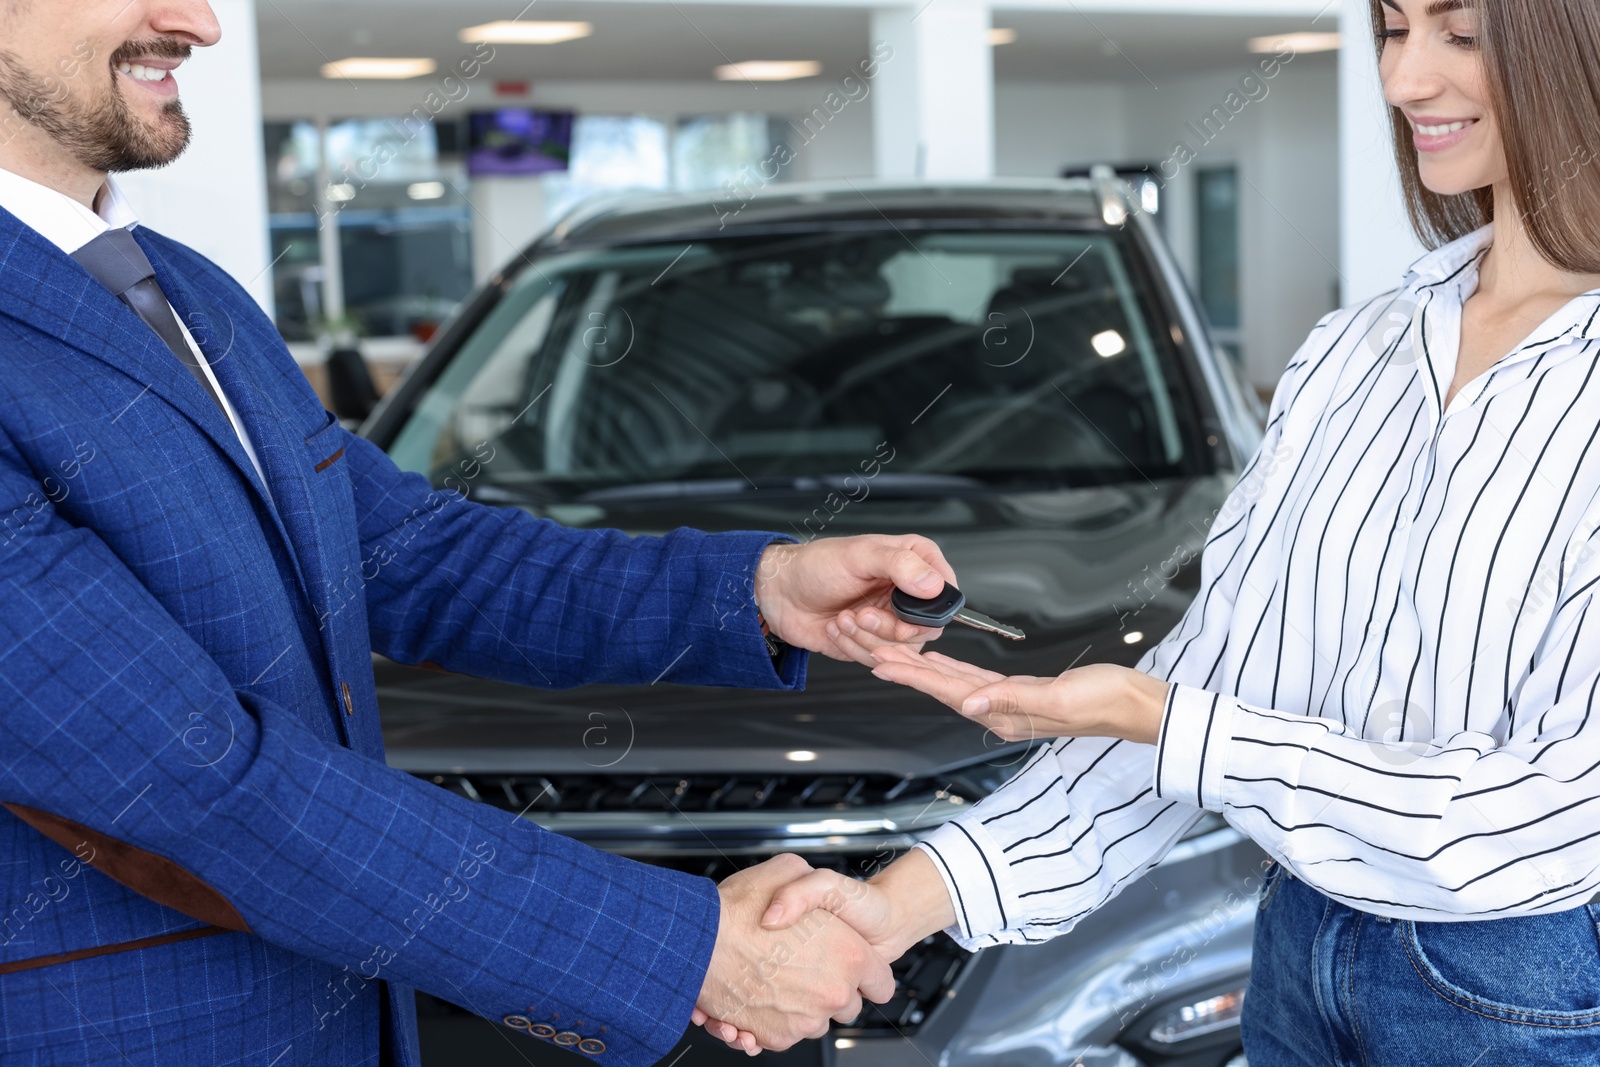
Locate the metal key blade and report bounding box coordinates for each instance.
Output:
[951,607,1026,641]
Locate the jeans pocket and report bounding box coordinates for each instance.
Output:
[1258,860,1286,912]
[1402,906,1600,1025]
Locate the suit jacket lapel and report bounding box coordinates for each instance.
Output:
[0,208,271,505]
[142,235,363,749]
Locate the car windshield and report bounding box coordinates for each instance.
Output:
[389,226,1207,502]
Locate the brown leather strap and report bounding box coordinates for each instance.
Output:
[0,924,230,976]
[2,803,250,933]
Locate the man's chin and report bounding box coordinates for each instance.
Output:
[103,107,191,172]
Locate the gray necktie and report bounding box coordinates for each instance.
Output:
[72,227,226,414]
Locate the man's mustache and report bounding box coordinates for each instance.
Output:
[110,38,192,66]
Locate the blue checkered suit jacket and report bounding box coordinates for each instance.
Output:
[0,206,807,1066]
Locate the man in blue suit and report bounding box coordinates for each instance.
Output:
[0,2,957,1063]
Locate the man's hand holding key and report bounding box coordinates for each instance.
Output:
[753,534,960,661]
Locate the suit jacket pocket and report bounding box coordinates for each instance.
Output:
[0,928,257,1053]
[306,409,345,473]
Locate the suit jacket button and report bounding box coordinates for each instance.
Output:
[530,1023,556,1039]
[579,1038,606,1054]
[553,1031,581,1046]
[502,1015,531,1031]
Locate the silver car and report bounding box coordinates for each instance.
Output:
[361,172,1269,1067]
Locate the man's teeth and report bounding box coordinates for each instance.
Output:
[116,61,170,83]
[1414,119,1474,137]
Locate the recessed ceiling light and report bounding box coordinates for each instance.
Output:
[989,28,1018,45]
[1123,630,1145,644]
[785,749,819,762]
[1249,31,1340,54]
[321,57,437,80]
[407,181,446,200]
[459,20,593,44]
[714,60,822,82]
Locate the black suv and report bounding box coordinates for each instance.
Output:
[363,174,1268,1067]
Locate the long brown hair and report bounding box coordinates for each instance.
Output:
[1368,0,1600,273]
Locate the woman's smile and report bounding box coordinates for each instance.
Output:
[1407,113,1480,152]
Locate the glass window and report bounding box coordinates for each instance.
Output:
[389,228,1199,496]
[262,118,476,343]
[327,119,474,342]
[541,116,671,221]
[264,120,324,342]
[672,113,776,191]
[1196,165,1240,332]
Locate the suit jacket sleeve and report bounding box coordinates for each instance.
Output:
[0,427,717,1067]
[341,431,808,691]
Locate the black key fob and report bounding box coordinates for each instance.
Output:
[890,582,966,627]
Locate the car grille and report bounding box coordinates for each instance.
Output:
[419,766,996,1039]
[421,770,979,814]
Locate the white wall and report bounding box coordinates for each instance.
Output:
[871,2,995,179]
[984,58,1342,389]
[1120,53,1341,387]
[117,0,272,312]
[1339,0,1424,304]
[993,82,1128,176]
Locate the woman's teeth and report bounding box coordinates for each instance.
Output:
[116,62,169,83]
[1414,119,1474,136]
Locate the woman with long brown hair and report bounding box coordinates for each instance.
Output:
[705,0,1600,1061]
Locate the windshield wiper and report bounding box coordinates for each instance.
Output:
[576,472,989,504]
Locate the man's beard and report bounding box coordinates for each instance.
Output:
[0,38,192,173]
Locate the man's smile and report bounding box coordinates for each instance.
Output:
[114,54,184,99]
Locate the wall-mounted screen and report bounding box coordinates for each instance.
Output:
[466,109,575,176]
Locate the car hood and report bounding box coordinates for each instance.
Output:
[377,473,1232,780]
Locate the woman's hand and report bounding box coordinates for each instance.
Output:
[867,645,1172,745]
[692,849,958,1055]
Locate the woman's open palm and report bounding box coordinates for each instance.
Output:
[868,646,1160,744]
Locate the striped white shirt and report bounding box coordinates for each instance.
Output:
[917,221,1600,945]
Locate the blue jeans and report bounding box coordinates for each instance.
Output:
[1241,864,1600,1066]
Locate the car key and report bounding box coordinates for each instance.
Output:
[890,582,1025,640]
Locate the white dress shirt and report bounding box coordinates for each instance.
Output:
[0,167,269,487]
[919,221,1600,943]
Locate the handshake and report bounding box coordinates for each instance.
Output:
[692,847,955,1055]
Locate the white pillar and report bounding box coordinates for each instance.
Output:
[114,0,273,315]
[871,1,994,181]
[1339,0,1424,305]
[469,177,549,285]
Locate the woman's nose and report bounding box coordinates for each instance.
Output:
[1382,37,1446,110]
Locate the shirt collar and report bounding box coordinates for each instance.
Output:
[1402,218,1600,342]
[1400,220,1496,288]
[0,167,139,255]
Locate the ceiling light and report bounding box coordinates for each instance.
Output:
[1123,630,1144,644]
[459,20,593,44]
[1248,31,1340,54]
[714,60,822,82]
[407,181,446,200]
[1092,329,1127,358]
[989,28,1018,45]
[326,183,357,202]
[785,750,818,762]
[321,57,437,80]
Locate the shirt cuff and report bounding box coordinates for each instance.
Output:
[913,818,1013,948]
[1153,683,1232,810]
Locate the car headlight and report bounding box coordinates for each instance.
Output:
[1145,985,1247,1045]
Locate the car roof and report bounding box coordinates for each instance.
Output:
[543,178,1108,248]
